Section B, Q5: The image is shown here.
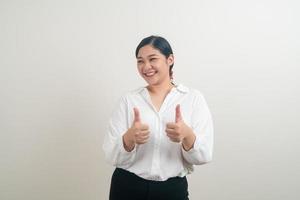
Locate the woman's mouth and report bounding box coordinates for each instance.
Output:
[144,70,157,77]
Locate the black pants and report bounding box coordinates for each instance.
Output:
[109,168,189,200]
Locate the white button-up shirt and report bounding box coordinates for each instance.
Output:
[102,84,214,181]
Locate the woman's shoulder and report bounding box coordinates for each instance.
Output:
[118,86,145,99]
[176,83,205,98]
[177,84,211,109]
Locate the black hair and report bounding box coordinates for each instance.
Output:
[135,35,174,81]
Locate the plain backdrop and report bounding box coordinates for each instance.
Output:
[1,0,299,199]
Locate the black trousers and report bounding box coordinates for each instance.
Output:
[109,168,189,200]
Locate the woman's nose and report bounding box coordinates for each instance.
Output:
[143,61,152,70]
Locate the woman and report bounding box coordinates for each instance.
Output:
[103,35,214,200]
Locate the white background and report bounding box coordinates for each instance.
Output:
[1,0,299,199]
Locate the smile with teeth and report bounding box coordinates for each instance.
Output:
[144,70,157,77]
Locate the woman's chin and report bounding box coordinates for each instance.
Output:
[144,77,157,85]
[145,80,158,86]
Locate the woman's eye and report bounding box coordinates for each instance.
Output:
[150,58,157,61]
[137,60,143,64]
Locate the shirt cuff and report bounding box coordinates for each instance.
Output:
[181,135,211,165]
[120,136,136,153]
[117,135,137,167]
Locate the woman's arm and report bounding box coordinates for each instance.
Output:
[102,96,137,168]
[181,92,214,165]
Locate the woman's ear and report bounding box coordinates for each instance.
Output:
[167,54,174,66]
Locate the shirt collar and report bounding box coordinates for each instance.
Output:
[135,83,189,94]
[174,83,189,93]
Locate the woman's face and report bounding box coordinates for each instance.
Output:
[136,45,174,86]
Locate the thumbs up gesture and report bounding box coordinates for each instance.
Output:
[123,107,150,151]
[166,104,194,144]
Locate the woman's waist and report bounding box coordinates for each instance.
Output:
[114,167,188,182]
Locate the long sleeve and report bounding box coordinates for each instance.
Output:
[102,95,137,168]
[181,92,214,165]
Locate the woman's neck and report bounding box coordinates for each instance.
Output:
[146,81,174,95]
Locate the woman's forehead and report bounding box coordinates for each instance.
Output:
[137,45,162,58]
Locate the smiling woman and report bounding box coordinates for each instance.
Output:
[136,36,174,85]
[136,45,174,87]
[102,35,214,200]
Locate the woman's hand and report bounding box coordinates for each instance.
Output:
[123,108,150,152]
[165,104,196,151]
